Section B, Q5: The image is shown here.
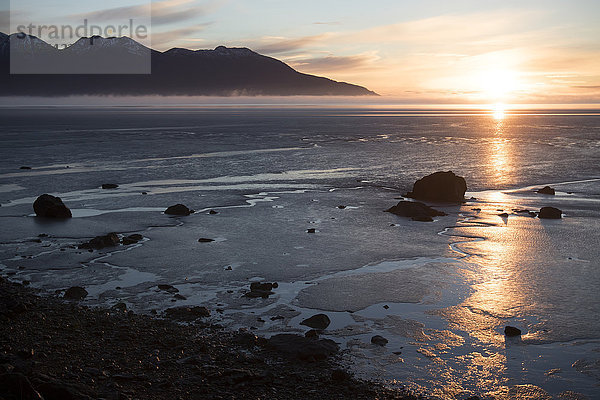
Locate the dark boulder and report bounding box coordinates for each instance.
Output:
[300,313,331,330]
[165,306,210,321]
[33,194,72,218]
[504,326,522,337]
[538,207,562,219]
[386,201,447,222]
[406,171,467,203]
[101,183,119,189]
[63,286,88,300]
[536,186,555,195]
[164,204,193,216]
[198,238,215,243]
[20,166,32,170]
[371,335,388,346]
[267,334,338,361]
[78,233,120,250]
[208,210,219,215]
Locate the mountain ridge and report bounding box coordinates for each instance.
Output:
[0,33,377,96]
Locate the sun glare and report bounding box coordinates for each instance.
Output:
[492,103,505,120]
[481,69,518,100]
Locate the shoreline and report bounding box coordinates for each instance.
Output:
[0,278,419,400]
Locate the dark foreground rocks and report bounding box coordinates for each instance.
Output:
[405,171,467,203]
[164,204,194,216]
[538,207,562,219]
[33,194,72,218]
[386,201,447,222]
[0,279,416,400]
[267,334,338,362]
[63,286,88,300]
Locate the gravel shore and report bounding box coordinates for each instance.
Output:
[0,278,418,400]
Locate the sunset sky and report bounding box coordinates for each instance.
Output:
[3,0,600,104]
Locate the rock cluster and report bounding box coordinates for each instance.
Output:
[78,233,120,250]
[244,282,278,298]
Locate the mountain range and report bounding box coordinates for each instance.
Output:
[0,33,377,96]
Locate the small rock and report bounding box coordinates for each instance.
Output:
[504,326,522,337]
[101,183,119,189]
[198,238,214,243]
[121,233,143,245]
[498,213,509,218]
[307,228,316,233]
[20,166,32,169]
[337,205,347,209]
[173,294,187,300]
[141,192,148,195]
[371,335,388,346]
[164,204,193,216]
[270,315,284,321]
[157,284,179,293]
[79,233,120,250]
[244,282,275,298]
[383,305,389,309]
[538,207,562,219]
[63,286,88,300]
[386,201,446,222]
[33,194,72,218]
[300,313,331,330]
[208,210,218,215]
[536,186,555,195]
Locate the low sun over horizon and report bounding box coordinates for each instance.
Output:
[2,0,600,105]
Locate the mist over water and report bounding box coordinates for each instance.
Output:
[0,106,599,398]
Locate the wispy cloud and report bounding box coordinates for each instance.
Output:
[254,34,331,55]
[152,23,212,48]
[290,53,379,73]
[66,0,222,26]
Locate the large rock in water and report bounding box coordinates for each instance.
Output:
[300,313,331,330]
[386,201,447,222]
[164,204,193,216]
[538,207,562,219]
[406,171,467,203]
[33,194,72,218]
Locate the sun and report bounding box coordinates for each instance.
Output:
[492,102,506,120]
[480,69,518,101]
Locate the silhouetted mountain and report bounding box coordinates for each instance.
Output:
[0,33,377,96]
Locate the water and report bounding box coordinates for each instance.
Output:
[0,106,599,399]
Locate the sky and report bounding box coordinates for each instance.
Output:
[2,0,600,104]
